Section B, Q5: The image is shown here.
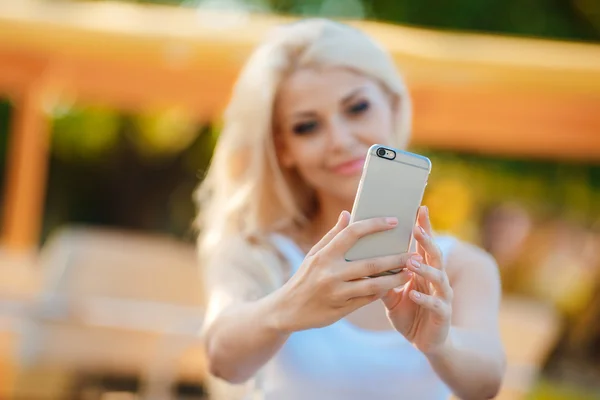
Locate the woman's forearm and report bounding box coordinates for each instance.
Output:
[425,327,505,400]
[204,289,291,384]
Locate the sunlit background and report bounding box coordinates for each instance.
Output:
[0,0,599,399]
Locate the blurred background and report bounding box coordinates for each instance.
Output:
[0,0,599,399]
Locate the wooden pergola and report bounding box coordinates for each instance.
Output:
[1,0,600,253]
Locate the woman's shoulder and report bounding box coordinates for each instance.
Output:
[206,233,283,264]
[442,235,499,283]
[202,233,290,296]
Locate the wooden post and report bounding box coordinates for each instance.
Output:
[1,81,50,253]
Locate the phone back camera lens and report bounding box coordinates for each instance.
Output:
[377,148,386,157]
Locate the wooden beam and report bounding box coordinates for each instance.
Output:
[1,76,50,252]
[1,1,598,86]
[47,54,235,121]
[412,85,600,160]
[1,46,598,161]
[0,50,45,97]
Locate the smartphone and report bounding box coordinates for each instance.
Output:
[345,144,431,277]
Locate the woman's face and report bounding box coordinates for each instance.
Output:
[275,67,398,204]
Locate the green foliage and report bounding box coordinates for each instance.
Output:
[528,378,600,400]
[0,99,11,171]
[41,103,218,243]
[0,99,12,229]
[112,0,600,41]
[51,105,121,162]
[130,108,200,160]
[362,0,599,41]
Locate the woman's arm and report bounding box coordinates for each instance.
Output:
[203,213,413,384]
[203,287,291,383]
[425,241,506,400]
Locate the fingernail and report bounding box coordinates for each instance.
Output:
[338,211,345,223]
[340,210,350,223]
[412,291,421,299]
[424,206,429,217]
[419,226,426,236]
[386,217,398,226]
[411,259,420,268]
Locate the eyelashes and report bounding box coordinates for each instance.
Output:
[290,100,371,136]
[348,100,370,115]
[293,120,319,135]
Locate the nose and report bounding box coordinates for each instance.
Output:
[326,117,355,152]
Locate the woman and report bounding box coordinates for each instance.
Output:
[195,18,505,400]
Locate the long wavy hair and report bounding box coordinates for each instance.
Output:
[195,18,412,292]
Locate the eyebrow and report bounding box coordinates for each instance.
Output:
[341,86,367,104]
[291,86,368,119]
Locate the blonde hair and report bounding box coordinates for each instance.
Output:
[195,18,412,292]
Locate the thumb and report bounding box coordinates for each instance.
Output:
[307,210,350,256]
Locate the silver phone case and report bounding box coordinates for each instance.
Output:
[345,144,431,277]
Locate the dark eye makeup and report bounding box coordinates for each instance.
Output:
[292,120,319,135]
[348,100,370,115]
[289,98,370,135]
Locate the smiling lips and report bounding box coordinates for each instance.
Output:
[331,158,365,176]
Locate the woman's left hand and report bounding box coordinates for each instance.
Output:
[382,205,453,356]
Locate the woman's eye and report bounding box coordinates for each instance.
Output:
[292,121,318,135]
[348,101,370,115]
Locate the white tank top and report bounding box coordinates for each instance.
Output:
[258,234,457,400]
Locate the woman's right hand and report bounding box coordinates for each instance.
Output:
[273,210,415,333]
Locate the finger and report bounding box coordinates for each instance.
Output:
[344,252,414,280]
[415,208,427,260]
[346,293,381,310]
[344,270,412,298]
[330,216,398,254]
[405,257,453,300]
[409,290,451,321]
[413,223,443,269]
[418,205,434,236]
[307,210,350,256]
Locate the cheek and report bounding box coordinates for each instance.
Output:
[356,108,394,144]
[286,135,327,172]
